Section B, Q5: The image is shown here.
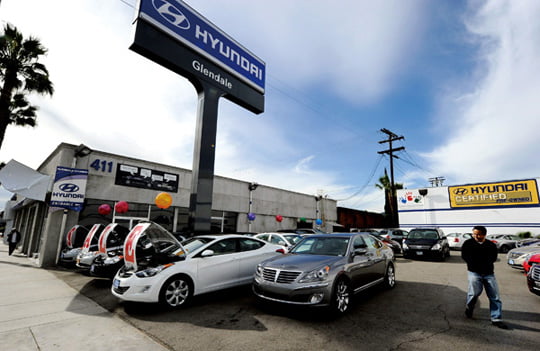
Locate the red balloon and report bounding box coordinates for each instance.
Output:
[115,201,129,214]
[98,204,111,215]
[275,215,283,222]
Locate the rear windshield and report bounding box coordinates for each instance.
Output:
[408,230,439,239]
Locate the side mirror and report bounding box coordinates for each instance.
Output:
[201,249,214,257]
[353,248,368,256]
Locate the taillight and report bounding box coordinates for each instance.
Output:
[276,248,286,254]
[491,240,498,243]
[454,238,459,242]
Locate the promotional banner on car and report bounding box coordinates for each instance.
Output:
[448,179,540,208]
[65,225,79,249]
[124,222,151,270]
[98,224,116,254]
[81,224,103,253]
[50,166,88,211]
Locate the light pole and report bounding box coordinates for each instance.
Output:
[248,182,258,232]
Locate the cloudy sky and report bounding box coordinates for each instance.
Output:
[1,0,540,212]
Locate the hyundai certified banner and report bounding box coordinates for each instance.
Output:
[50,166,88,211]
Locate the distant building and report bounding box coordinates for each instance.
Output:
[398,178,540,235]
[5,143,337,267]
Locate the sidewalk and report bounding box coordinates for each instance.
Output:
[0,243,168,351]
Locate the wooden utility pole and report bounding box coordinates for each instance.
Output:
[378,128,404,226]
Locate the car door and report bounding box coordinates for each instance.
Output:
[348,235,375,291]
[362,235,387,280]
[195,238,240,293]
[236,238,277,283]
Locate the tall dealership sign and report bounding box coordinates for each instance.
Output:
[131,0,265,233]
[50,167,88,212]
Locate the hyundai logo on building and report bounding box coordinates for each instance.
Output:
[59,183,80,193]
[138,0,265,93]
[453,188,467,195]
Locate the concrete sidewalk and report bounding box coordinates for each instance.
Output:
[0,243,168,351]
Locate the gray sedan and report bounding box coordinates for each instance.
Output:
[252,233,395,314]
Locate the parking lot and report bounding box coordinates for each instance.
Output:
[52,253,539,351]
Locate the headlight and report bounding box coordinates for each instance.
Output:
[299,265,330,283]
[255,264,263,276]
[104,256,122,265]
[402,242,409,250]
[135,263,173,278]
[431,243,442,250]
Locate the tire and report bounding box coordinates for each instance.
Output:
[159,275,193,308]
[331,278,351,314]
[384,262,396,289]
[500,245,510,254]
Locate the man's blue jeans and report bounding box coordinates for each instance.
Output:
[466,271,503,321]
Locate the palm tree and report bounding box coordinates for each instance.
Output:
[376,169,403,226]
[0,23,53,150]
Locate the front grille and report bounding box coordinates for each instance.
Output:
[530,265,540,280]
[409,245,431,250]
[262,268,301,283]
[113,286,129,295]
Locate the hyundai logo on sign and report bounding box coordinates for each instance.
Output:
[59,183,80,193]
[137,0,265,93]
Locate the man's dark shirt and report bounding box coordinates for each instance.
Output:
[461,238,498,275]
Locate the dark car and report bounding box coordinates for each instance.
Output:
[253,233,395,314]
[371,233,402,255]
[58,225,89,267]
[89,223,131,278]
[527,264,540,296]
[402,228,450,261]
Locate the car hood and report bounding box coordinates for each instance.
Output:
[262,254,343,271]
[509,244,540,254]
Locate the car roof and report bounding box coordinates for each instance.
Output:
[193,234,260,240]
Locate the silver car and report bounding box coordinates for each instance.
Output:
[486,234,521,253]
[253,233,395,314]
[507,244,540,270]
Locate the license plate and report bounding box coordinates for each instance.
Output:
[535,281,540,288]
[416,251,423,255]
[509,260,514,265]
[113,279,120,288]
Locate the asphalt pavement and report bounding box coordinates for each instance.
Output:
[0,242,168,351]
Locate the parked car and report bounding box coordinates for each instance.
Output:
[378,228,408,246]
[446,233,472,250]
[58,225,89,267]
[516,236,540,247]
[254,232,303,251]
[252,233,395,314]
[112,221,283,308]
[371,233,402,255]
[486,234,521,253]
[277,228,326,235]
[523,253,540,274]
[527,264,540,296]
[89,223,131,278]
[506,244,540,270]
[76,224,106,270]
[402,228,450,261]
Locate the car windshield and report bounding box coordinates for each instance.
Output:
[283,234,303,245]
[408,230,439,239]
[290,237,350,256]
[181,237,214,254]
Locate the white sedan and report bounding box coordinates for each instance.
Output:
[254,232,303,251]
[112,222,282,308]
[446,232,472,250]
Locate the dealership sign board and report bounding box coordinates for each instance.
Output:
[131,0,265,113]
[448,179,540,208]
[50,167,88,212]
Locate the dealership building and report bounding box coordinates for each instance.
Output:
[397,178,540,235]
[2,143,337,267]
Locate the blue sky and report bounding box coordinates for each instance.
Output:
[2,0,540,212]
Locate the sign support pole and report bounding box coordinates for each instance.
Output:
[189,82,224,234]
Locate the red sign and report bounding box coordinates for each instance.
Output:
[124,223,150,270]
[98,224,115,254]
[82,224,101,253]
[66,226,78,248]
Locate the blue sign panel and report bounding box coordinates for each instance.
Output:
[50,167,88,212]
[137,0,265,94]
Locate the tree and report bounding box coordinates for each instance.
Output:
[0,23,53,150]
[375,169,403,227]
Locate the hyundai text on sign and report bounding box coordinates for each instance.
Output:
[137,0,265,93]
[448,179,540,208]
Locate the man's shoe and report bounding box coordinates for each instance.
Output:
[492,321,509,329]
[465,308,473,319]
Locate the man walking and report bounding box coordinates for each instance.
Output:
[6,227,21,256]
[461,225,508,329]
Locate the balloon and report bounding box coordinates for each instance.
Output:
[98,204,111,215]
[275,215,283,222]
[247,212,256,221]
[155,192,173,209]
[315,219,323,226]
[115,201,129,214]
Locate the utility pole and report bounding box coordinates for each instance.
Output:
[378,128,405,227]
[429,177,446,187]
